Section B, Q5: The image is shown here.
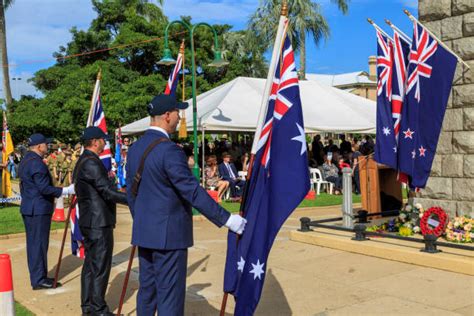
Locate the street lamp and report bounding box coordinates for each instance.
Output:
[158,20,229,180]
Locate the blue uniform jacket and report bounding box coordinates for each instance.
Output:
[19,151,62,216]
[126,129,231,250]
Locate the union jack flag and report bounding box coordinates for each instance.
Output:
[164,51,183,96]
[376,30,392,99]
[88,77,112,171]
[70,196,85,258]
[406,21,438,102]
[257,34,299,168]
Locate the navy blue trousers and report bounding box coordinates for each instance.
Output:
[137,247,187,316]
[22,214,52,287]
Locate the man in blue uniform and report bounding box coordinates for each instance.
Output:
[126,94,247,315]
[18,133,75,290]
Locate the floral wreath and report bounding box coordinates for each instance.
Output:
[420,207,448,237]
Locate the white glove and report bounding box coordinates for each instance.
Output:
[61,184,75,196]
[225,214,247,235]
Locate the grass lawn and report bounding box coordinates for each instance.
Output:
[15,301,34,316]
[0,206,64,236]
[220,193,361,213]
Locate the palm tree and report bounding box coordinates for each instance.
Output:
[0,0,13,106]
[249,0,349,79]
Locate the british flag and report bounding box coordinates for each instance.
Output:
[223,27,310,315]
[164,51,183,96]
[88,78,112,171]
[398,21,457,189]
[69,196,85,258]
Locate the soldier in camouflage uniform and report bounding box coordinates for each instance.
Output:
[46,144,59,185]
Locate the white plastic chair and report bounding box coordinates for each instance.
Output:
[238,171,247,180]
[309,168,334,195]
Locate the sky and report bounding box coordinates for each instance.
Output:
[3,0,418,99]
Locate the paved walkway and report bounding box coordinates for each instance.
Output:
[1,204,473,315]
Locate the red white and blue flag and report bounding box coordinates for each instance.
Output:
[374,30,398,169]
[69,196,85,258]
[397,21,457,189]
[164,51,183,96]
[223,23,310,315]
[87,75,112,171]
[374,28,411,171]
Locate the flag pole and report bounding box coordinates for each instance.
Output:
[87,69,102,127]
[178,39,188,139]
[367,18,394,43]
[116,245,136,316]
[53,199,74,288]
[384,19,412,44]
[403,9,470,69]
[219,2,289,315]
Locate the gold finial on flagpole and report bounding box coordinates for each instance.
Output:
[97,68,102,81]
[403,9,411,17]
[281,0,288,17]
[385,19,392,26]
[367,18,374,25]
[179,39,185,55]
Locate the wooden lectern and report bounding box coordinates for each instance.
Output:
[358,156,402,217]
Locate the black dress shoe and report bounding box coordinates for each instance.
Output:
[32,279,62,290]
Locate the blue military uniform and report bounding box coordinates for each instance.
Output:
[19,150,62,288]
[126,128,231,315]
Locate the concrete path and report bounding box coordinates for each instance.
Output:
[1,204,473,315]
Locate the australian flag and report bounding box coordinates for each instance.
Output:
[374,30,397,169]
[223,33,310,315]
[164,50,183,96]
[398,21,457,188]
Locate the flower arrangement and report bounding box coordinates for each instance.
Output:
[444,216,474,243]
[394,203,424,236]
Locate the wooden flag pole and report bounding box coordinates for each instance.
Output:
[367,18,394,43]
[116,245,136,316]
[219,2,289,315]
[53,198,74,288]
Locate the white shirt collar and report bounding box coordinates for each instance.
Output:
[148,126,169,138]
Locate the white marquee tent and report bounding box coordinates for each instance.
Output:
[121,76,376,135]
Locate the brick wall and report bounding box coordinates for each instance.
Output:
[414,0,474,217]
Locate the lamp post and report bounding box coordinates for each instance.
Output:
[158,20,228,181]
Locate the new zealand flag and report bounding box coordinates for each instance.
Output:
[223,33,310,315]
[398,21,457,188]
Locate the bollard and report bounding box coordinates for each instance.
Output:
[351,224,369,241]
[299,217,312,232]
[420,234,441,254]
[341,167,353,229]
[357,210,369,223]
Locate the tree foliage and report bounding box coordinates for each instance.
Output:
[9,0,267,143]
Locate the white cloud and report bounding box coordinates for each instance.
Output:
[5,0,96,72]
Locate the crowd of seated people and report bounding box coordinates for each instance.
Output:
[310,134,375,195]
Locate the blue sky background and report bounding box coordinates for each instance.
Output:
[4,0,418,98]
